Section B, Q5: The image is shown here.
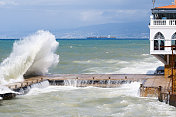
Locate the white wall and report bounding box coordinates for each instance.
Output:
[149,25,176,54]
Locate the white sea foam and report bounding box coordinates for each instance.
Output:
[25,81,141,97]
[0,30,59,84]
[117,57,163,74]
[0,86,18,94]
[142,54,150,56]
[73,59,129,64]
[104,82,141,98]
[18,81,176,117]
[82,56,163,74]
[26,86,78,96]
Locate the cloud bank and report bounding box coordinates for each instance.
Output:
[0,0,172,37]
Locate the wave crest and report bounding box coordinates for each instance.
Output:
[0,30,59,84]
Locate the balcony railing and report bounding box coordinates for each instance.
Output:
[150,19,176,26]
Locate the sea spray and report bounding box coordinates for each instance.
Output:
[1,82,176,117]
[24,81,141,97]
[0,86,18,94]
[0,30,59,84]
[21,80,50,95]
[63,79,134,88]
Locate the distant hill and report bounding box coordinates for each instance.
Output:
[54,21,149,39]
[0,21,149,39]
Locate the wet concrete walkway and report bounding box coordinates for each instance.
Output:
[5,74,163,90]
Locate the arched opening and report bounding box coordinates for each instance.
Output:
[154,32,165,50]
[172,33,176,50]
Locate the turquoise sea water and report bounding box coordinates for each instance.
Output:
[0,39,162,74]
[1,83,176,117]
[0,38,174,117]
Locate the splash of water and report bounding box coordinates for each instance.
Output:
[24,81,141,98]
[21,80,50,95]
[0,86,18,94]
[0,30,59,84]
[63,79,134,88]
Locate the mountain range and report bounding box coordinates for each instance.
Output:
[0,21,149,39]
[54,21,149,39]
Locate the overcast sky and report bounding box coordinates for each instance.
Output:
[0,0,174,35]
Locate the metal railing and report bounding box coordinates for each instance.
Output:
[151,19,176,26]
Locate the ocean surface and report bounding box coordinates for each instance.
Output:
[53,39,163,74]
[0,39,162,75]
[0,31,175,117]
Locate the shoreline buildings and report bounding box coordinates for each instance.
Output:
[149,0,176,105]
[150,1,176,78]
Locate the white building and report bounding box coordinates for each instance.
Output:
[150,1,176,67]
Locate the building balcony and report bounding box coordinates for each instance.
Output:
[150,19,176,26]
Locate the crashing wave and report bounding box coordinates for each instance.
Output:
[0,30,59,84]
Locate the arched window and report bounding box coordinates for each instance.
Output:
[154,32,165,50]
[172,33,176,50]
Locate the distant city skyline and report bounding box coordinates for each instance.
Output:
[0,0,174,38]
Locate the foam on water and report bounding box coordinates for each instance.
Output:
[117,57,163,74]
[1,81,175,117]
[26,86,78,96]
[0,30,59,84]
[142,54,150,56]
[0,86,18,94]
[73,59,129,64]
[24,81,141,97]
[81,56,163,74]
